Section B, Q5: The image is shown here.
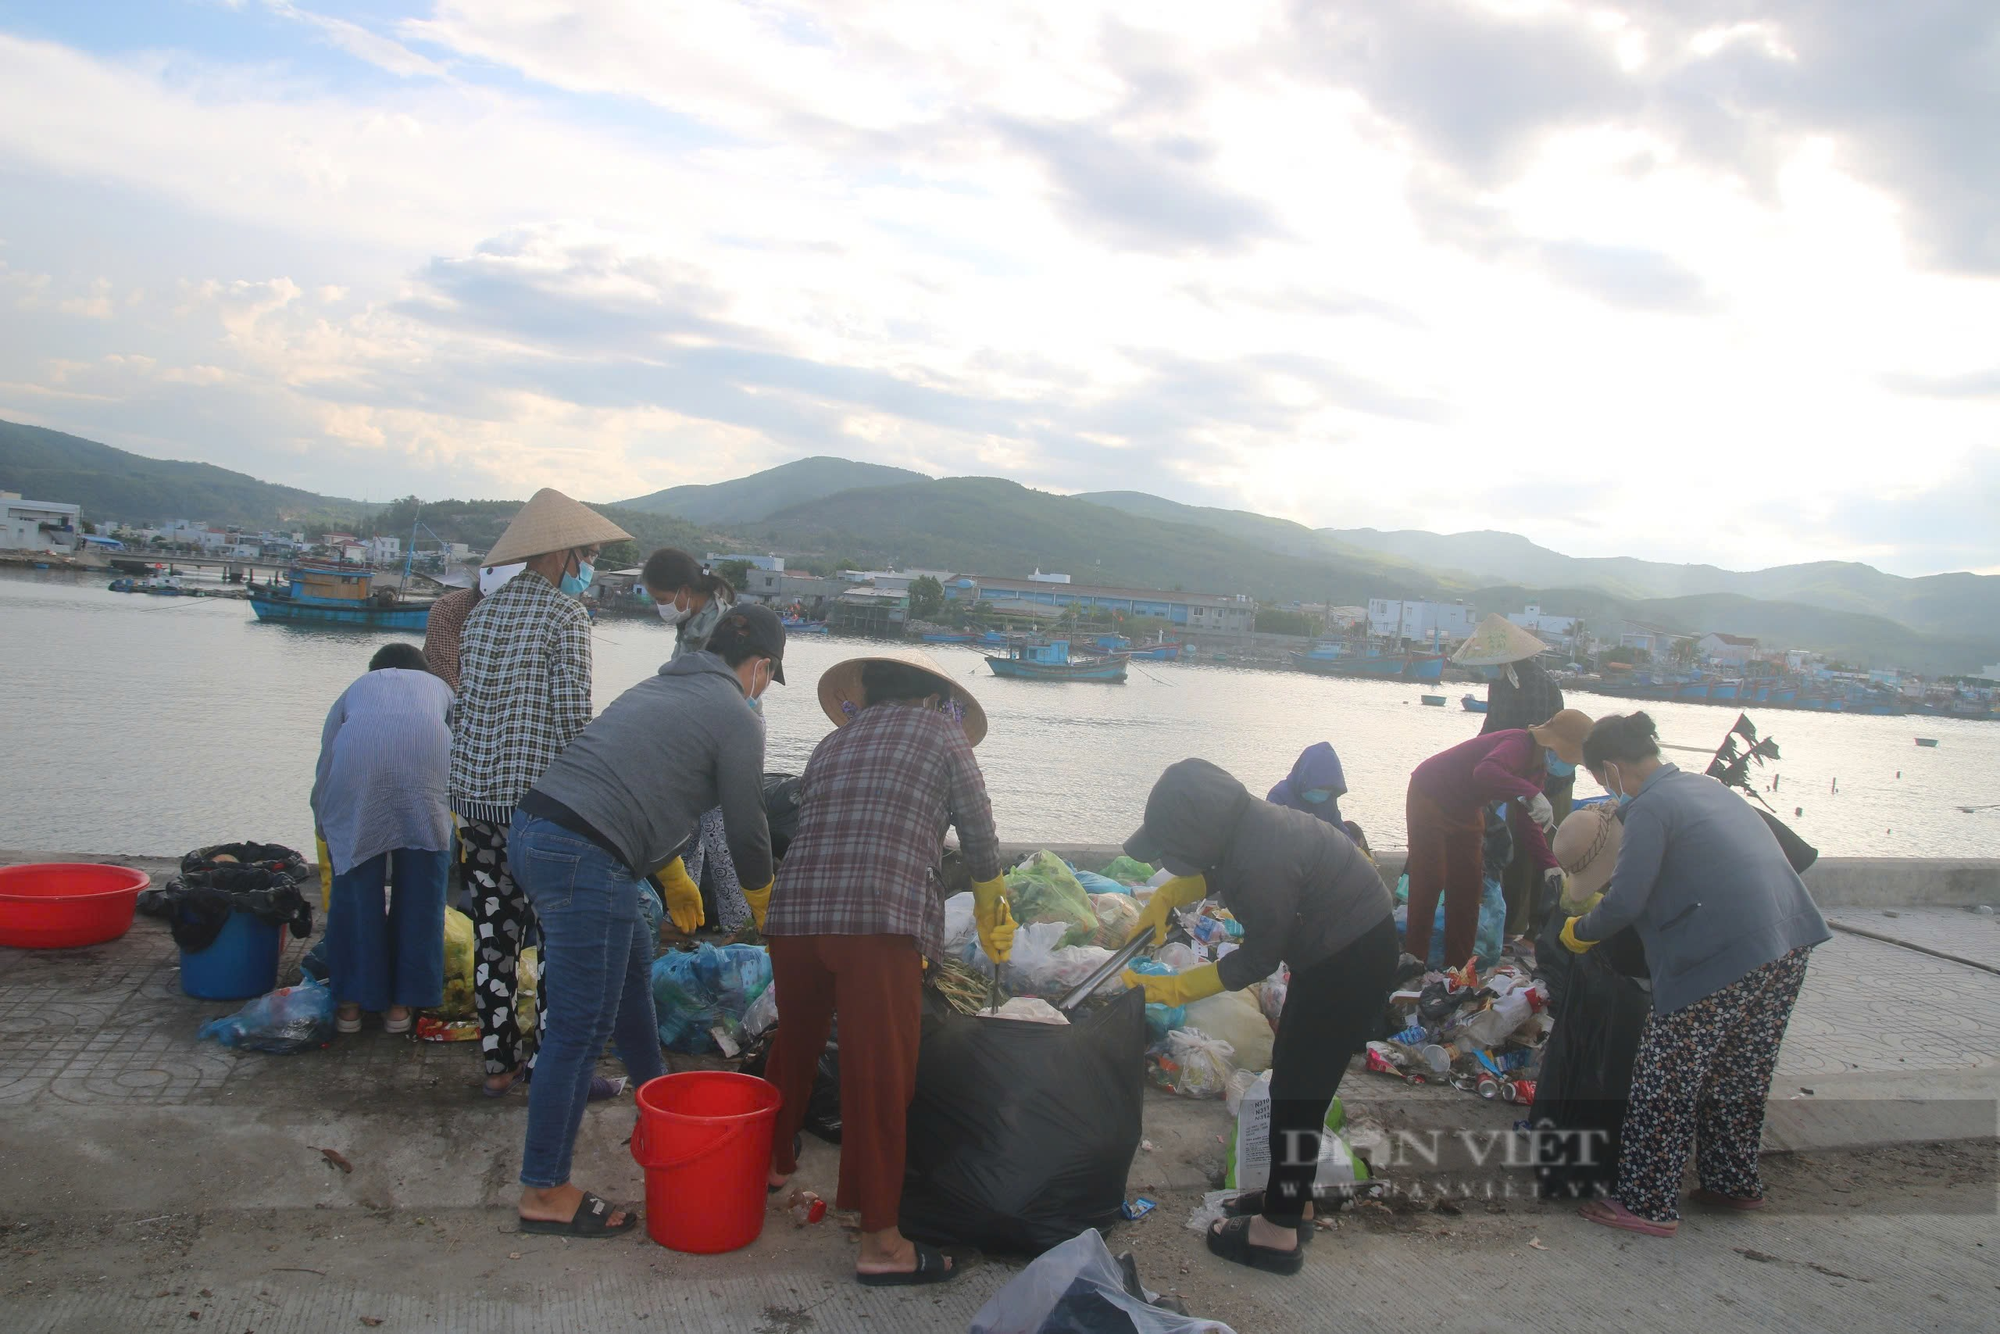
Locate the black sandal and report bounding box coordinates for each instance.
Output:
[856,1243,957,1287]
[1221,1190,1316,1243]
[1207,1216,1304,1275]
[517,1191,638,1239]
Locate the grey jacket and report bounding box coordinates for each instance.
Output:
[1137,760,1394,991]
[1577,764,1830,1014]
[528,653,772,885]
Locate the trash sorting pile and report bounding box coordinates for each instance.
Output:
[651,942,774,1056]
[1364,961,1550,1103]
[1391,870,1506,972]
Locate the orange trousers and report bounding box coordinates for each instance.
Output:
[1403,783,1487,970]
[763,934,923,1233]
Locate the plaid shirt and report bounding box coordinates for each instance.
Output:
[422,587,481,693]
[766,703,1000,959]
[448,571,593,823]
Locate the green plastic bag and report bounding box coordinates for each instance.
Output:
[1102,855,1156,886]
[1005,850,1098,947]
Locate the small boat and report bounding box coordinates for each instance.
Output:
[781,619,829,635]
[1461,693,1487,713]
[249,564,432,630]
[1421,694,1447,707]
[1292,643,1445,681]
[920,632,973,644]
[1128,643,1182,661]
[1915,737,1940,748]
[985,639,1128,683]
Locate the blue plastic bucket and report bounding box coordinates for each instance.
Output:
[180,910,283,1000]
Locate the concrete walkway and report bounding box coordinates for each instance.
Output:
[1,856,1996,1332]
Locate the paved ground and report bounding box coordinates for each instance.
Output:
[1,855,1996,1331]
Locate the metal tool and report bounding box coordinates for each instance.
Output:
[988,957,1003,1015]
[1056,920,1188,1013]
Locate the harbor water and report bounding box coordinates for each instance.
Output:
[5,569,1999,861]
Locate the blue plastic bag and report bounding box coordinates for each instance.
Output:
[1417,877,1506,971]
[1128,958,1186,1040]
[198,979,334,1054]
[1069,867,1133,897]
[652,943,773,1054]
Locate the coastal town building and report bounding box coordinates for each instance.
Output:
[1,494,81,553]
[1367,598,1478,643]
[948,575,1257,638]
[1508,604,1579,643]
[1698,632,1761,667]
[706,552,785,572]
[1619,621,1693,658]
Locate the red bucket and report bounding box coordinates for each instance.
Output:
[631,1072,782,1254]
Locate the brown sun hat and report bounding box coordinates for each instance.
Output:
[1528,708,1594,765]
[483,488,633,566]
[817,650,988,747]
[1453,614,1552,666]
[1553,804,1623,904]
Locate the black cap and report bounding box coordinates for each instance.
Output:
[709,603,788,683]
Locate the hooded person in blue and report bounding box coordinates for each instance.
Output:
[1267,743,1348,828]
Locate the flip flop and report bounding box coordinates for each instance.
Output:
[1689,1188,1765,1211]
[1206,1216,1304,1275]
[587,1076,629,1101]
[383,1010,413,1036]
[856,1242,957,1287]
[517,1191,638,1239]
[480,1066,527,1099]
[335,1009,362,1036]
[1579,1198,1677,1236]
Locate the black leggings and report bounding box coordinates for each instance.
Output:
[1265,915,1400,1226]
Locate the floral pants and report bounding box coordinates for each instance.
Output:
[1616,946,1812,1222]
[460,817,547,1077]
[683,806,748,933]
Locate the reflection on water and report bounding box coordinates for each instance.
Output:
[5,568,1998,860]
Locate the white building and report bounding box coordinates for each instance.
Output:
[1,495,82,553]
[1976,664,2000,684]
[368,535,402,565]
[1367,598,1478,643]
[1028,569,1071,584]
[1698,632,1761,668]
[706,552,786,573]
[1508,605,1578,640]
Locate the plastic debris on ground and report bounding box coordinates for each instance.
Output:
[1183,988,1273,1073]
[1004,850,1100,946]
[1226,1070,1367,1190]
[982,996,1070,1026]
[969,1228,1230,1334]
[1087,892,1142,948]
[651,942,772,1055]
[198,979,335,1054]
[1072,867,1135,897]
[1374,959,1551,1102]
[1154,1028,1235,1099]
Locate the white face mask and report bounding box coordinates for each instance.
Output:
[655,592,690,626]
[745,660,769,714]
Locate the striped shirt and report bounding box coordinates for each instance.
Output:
[311,669,455,875]
[766,703,1001,960]
[422,587,481,693]
[448,571,593,824]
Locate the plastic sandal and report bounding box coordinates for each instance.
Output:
[480,1066,527,1099]
[1579,1198,1677,1236]
[517,1191,638,1239]
[383,1009,412,1036]
[587,1075,628,1101]
[335,1006,362,1036]
[1206,1216,1305,1275]
[856,1242,957,1287]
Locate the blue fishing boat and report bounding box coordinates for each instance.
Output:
[249,564,431,631]
[921,632,974,644]
[985,639,1128,683]
[1421,694,1447,707]
[1462,693,1487,713]
[782,617,829,634]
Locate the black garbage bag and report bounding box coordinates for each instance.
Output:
[138,865,314,953]
[180,842,310,880]
[762,773,804,861]
[901,989,1146,1256]
[1532,908,1652,1201]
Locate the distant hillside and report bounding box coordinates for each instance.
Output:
[727,477,1445,604]
[0,419,366,528]
[1079,491,1436,573]
[366,495,707,568]
[616,456,929,523]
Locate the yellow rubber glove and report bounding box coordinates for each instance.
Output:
[1560,916,1598,954]
[1120,962,1224,1008]
[971,874,1017,963]
[1126,874,1209,946]
[742,879,773,933]
[659,856,704,934]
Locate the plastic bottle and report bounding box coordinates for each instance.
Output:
[1419,1042,1462,1074]
[1447,987,1543,1049]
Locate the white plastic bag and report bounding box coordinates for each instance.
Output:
[981,996,1069,1026]
[1184,989,1274,1073]
[943,892,976,951]
[1225,1070,1364,1192]
[978,921,1116,997]
[970,1228,1236,1334]
[1165,1029,1235,1099]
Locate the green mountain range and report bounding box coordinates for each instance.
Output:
[6,419,1994,672]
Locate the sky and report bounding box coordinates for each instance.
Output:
[0,1,1995,576]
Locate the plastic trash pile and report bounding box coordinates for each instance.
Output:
[1366,961,1549,1103]
[652,943,773,1056]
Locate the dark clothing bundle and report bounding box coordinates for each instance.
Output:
[140,864,314,953]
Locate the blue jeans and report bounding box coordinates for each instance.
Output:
[327,848,449,1013]
[510,813,667,1189]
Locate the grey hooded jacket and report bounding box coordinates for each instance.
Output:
[1576,764,1830,1014]
[1131,759,1394,991]
[526,652,772,885]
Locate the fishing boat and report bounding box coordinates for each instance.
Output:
[1461,693,1488,713]
[1128,642,1182,661]
[781,617,829,634]
[249,563,432,630]
[920,632,974,644]
[985,639,1128,683]
[1915,737,1940,748]
[1421,694,1447,707]
[1291,642,1446,681]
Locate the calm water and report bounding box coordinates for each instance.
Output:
[5,569,1998,860]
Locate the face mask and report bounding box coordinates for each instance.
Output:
[1301,788,1332,804]
[655,592,690,626]
[745,660,768,709]
[559,557,594,597]
[1605,763,1632,805]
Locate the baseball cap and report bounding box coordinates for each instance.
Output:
[709,603,788,683]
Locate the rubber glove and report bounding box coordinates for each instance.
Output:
[1559,916,1598,954]
[1542,866,1566,905]
[1126,874,1209,946]
[1526,793,1556,833]
[659,856,704,934]
[741,879,773,933]
[1120,962,1224,1008]
[971,874,1017,963]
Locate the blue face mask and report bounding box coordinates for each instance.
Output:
[559,559,595,597]
[1301,788,1332,804]
[1605,763,1632,805]
[1545,749,1577,779]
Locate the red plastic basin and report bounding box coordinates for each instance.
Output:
[0,863,150,949]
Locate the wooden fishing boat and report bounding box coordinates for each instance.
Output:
[249,564,431,630]
[985,639,1129,682]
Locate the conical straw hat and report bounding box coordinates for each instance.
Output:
[483,488,633,565]
[1453,614,1552,666]
[817,650,988,747]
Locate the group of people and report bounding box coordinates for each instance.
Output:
[309,517,1831,1280]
